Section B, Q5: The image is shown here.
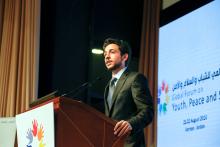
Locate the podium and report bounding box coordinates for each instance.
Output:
[30,97,124,147]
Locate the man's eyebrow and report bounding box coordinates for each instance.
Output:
[109,49,116,52]
[104,49,115,53]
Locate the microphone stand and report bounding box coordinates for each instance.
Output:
[60,72,107,99]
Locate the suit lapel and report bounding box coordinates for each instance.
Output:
[109,70,129,115]
[104,81,110,116]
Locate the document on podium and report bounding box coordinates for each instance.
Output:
[16,102,55,147]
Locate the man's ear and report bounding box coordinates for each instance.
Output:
[122,53,128,62]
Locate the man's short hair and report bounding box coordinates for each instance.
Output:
[103,38,132,66]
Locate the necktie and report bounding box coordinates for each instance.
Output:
[107,78,117,108]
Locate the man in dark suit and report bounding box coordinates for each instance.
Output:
[103,38,154,147]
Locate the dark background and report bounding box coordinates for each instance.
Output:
[38,0,213,112]
[38,0,144,110]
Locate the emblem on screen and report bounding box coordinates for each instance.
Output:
[158,81,170,115]
[26,119,46,147]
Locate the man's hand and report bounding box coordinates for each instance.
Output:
[114,120,132,137]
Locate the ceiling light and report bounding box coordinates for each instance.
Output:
[92,49,103,54]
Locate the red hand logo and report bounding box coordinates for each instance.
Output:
[32,119,38,137]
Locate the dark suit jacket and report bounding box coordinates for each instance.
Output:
[104,70,154,147]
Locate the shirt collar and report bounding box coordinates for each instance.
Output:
[112,67,127,81]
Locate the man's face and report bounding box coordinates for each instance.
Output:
[103,43,128,71]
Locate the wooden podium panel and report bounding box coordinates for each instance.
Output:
[30,97,124,147]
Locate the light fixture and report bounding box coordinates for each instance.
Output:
[91,49,103,54]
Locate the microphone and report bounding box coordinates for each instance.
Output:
[60,72,107,98]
